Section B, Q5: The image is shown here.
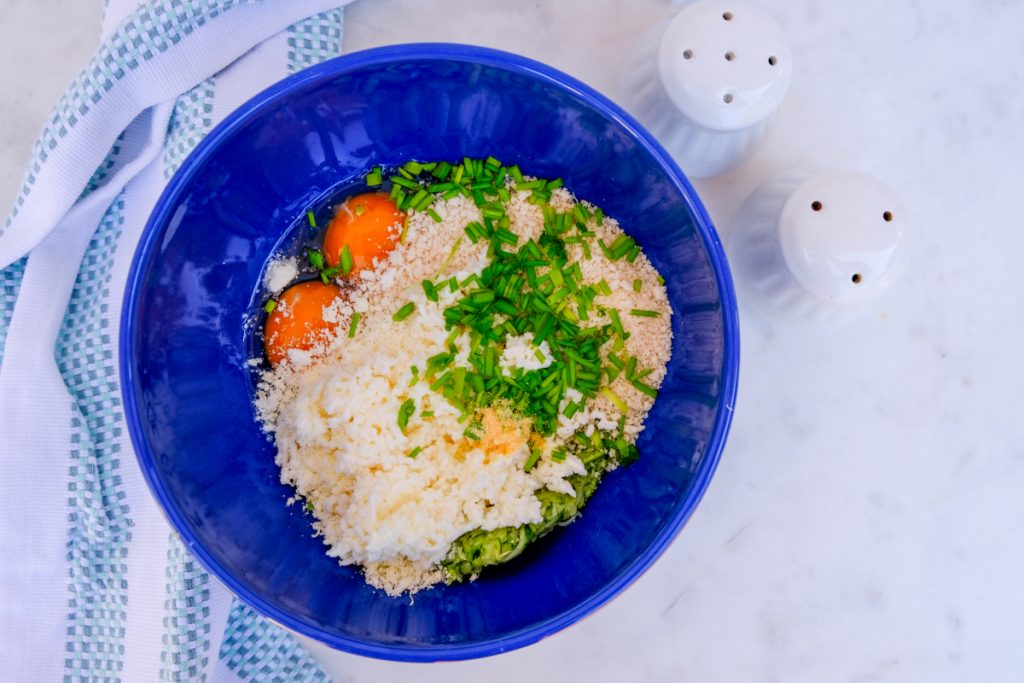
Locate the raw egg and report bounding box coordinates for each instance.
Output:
[323,192,404,273]
[264,280,342,365]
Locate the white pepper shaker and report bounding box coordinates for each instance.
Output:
[728,167,911,325]
[622,0,792,177]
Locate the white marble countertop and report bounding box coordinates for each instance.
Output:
[4,1,1022,680]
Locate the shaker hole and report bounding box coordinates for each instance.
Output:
[723,92,735,104]
[851,273,863,284]
[723,11,734,20]
[683,49,693,60]
[768,55,778,66]
[883,210,893,222]
[725,51,736,61]
[811,200,823,211]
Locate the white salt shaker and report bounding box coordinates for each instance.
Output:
[728,167,911,325]
[622,0,792,177]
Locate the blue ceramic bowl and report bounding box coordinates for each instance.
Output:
[121,44,739,661]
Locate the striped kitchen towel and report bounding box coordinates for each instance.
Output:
[0,1,354,680]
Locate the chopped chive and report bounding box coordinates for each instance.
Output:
[597,279,612,296]
[444,328,461,347]
[633,279,643,293]
[595,207,604,225]
[524,448,542,472]
[657,274,666,286]
[494,299,517,316]
[307,249,324,270]
[321,266,340,284]
[264,299,276,313]
[433,161,451,179]
[365,166,383,186]
[410,364,420,386]
[431,370,452,391]
[600,386,629,413]
[348,312,360,338]
[304,499,314,513]
[414,189,435,212]
[339,245,353,276]
[452,367,466,397]
[605,364,621,383]
[551,449,566,462]
[630,378,659,399]
[495,228,518,245]
[470,290,495,305]
[422,279,439,302]
[400,214,411,244]
[393,302,416,322]
[391,175,419,190]
[608,235,636,260]
[624,355,637,379]
[407,446,423,459]
[354,204,366,217]
[546,177,564,190]
[404,160,423,175]
[573,204,587,225]
[409,188,428,210]
[626,245,642,263]
[421,410,434,418]
[630,309,661,318]
[608,309,625,337]
[397,398,415,433]
[436,237,463,277]
[306,210,317,228]
[427,208,443,222]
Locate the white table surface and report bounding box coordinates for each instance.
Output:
[3,1,1023,681]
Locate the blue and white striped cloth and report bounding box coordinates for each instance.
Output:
[0,2,353,680]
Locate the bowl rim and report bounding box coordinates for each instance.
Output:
[120,42,740,662]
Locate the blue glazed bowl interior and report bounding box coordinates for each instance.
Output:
[122,44,738,661]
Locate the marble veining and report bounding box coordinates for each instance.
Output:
[2,0,1022,680]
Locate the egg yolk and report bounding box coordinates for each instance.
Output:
[323,192,405,273]
[264,281,342,365]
